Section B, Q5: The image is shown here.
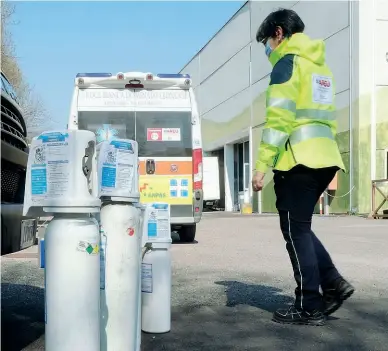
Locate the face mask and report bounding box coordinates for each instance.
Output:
[265,41,273,58]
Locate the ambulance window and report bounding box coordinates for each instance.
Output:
[136,111,192,157]
[78,111,135,143]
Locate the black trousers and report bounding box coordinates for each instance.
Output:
[273,165,341,311]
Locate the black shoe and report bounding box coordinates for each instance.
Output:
[323,278,355,316]
[272,306,326,326]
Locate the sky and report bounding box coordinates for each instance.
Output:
[11,1,245,133]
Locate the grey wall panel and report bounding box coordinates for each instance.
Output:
[376,0,388,20]
[180,55,200,88]
[292,1,349,40]
[250,1,297,84]
[326,27,350,93]
[251,76,270,127]
[199,4,251,81]
[201,87,251,151]
[335,89,350,134]
[202,87,250,123]
[193,86,201,113]
[375,20,388,86]
[251,40,272,84]
[250,1,298,41]
[199,45,250,115]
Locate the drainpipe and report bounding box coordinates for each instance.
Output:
[371,0,377,188]
[348,0,354,213]
[249,42,254,211]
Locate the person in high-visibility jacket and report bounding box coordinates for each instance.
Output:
[252,9,354,326]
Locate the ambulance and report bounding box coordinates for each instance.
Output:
[68,72,203,242]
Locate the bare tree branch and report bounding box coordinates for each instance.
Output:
[16,81,48,134]
[1,1,23,88]
[1,0,50,136]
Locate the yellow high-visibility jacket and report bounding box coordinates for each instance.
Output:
[255,33,345,173]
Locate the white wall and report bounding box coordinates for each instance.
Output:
[179,0,363,211]
[199,5,251,81]
[375,20,388,86]
[199,45,250,115]
[376,0,388,20]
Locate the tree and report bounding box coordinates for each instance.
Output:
[1,1,22,88]
[1,0,48,136]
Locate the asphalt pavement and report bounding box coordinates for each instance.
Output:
[2,213,388,351]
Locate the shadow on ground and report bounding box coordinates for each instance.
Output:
[142,280,388,351]
[1,283,45,351]
[171,231,199,245]
[2,281,387,351]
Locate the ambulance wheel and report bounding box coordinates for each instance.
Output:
[179,224,196,243]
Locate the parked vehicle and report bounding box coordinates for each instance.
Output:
[203,156,221,210]
[1,72,37,255]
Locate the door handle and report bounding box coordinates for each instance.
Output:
[146,159,155,175]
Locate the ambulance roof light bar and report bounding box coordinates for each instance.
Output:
[75,72,191,79]
[76,73,112,78]
[157,73,190,79]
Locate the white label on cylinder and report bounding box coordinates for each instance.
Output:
[30,132,70,200]
[141,263,153,293]
[147,204,170,240]
[100,227,107,290]
[101,140,135,192]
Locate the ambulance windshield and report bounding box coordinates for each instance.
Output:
[77,110,192,157]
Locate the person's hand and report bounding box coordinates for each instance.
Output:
[252,171,265,192]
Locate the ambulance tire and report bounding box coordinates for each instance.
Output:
[179,224,196,243]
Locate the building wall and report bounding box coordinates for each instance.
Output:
[180,0,388,214]
[375,1,388,212]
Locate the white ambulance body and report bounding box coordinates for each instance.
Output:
[68,72,203,242]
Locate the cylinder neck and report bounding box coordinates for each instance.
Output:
[52,213,92,219]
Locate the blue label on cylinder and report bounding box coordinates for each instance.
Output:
[148,222,157,237]
[151,203,168,210]
[31,169,47,195]
[101,166,116,187]
[110,140,134,153]
[38,132,69,143]
[40,239,45,268]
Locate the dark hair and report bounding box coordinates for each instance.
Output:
[256,8,305,43]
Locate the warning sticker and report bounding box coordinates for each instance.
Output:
[162,128,181,141]
[141,263,153,293]
[312,74,333,105]
[77,241,99,255]
[147,128,162,141]
[147,128,181,142]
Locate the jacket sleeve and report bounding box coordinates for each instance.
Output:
[255,55,300,173]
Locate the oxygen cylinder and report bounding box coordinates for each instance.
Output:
[100,203,141,351]
[45,215,100,351]
[141,203,172,334]
[22,129,101,351]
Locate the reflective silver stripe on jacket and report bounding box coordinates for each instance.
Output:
[261,128,289,147]
[295,109,336,121]
[261,124,334,148]
[267,99,335,121]
[290,124,334,145]
[267,98,296,112]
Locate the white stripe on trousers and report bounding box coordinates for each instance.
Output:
[287,211,304,309]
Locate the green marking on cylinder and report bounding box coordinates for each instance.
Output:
[86,245,93,254]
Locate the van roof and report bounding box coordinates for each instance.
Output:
[75,72,192,90]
